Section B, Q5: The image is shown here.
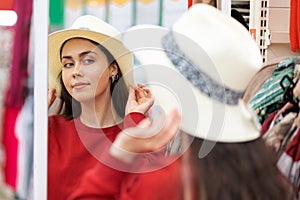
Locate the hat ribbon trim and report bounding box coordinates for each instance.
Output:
[162,31,243,105]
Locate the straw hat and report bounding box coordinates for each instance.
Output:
[123,4,262,142]
[48,15,133,95]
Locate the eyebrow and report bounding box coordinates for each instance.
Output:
[61,50,97,60]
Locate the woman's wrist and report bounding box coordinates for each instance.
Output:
[109,143,137,164]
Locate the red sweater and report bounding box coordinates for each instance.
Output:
[48,113,145,200]
[68,155,183,200]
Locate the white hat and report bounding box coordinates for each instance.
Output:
[123,4,262,142]
[48,15,133,95]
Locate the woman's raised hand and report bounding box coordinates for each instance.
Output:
[48,88,57,109]
[110,108,181,163]
[125,84,154,115]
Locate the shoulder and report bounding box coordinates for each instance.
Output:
[48,114,70,124]
[48,114,75,134]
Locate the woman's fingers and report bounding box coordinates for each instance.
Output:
[125,84,154,115]
[48,88,57,109]
[135,84,152,99]
[127,86,136,101]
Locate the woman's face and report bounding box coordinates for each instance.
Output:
[61,38,116,102]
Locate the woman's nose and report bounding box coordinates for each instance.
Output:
[72,63,83,77]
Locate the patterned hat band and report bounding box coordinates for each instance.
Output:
[162,31,244,105]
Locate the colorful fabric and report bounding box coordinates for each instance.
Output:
[263,111,297,160]
[262,105,300,198]
[249,57,300,124]
[5,0,32,107]
[2,0,32,189]
[277,127,300,198]
[2,106,20,189]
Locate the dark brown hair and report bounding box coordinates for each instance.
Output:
[182,135,295,200]
[55,38,128,120]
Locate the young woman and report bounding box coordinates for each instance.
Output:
[47,15,157,200]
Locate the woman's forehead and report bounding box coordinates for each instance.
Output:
[62,38,96,50]
[61,39,102,57]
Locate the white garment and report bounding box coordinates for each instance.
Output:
[15,95,34,199]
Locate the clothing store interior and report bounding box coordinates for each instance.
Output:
[0,0,300,199]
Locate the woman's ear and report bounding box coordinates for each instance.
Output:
[109,62,118,76]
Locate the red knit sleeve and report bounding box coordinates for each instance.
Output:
[123,112,146,129]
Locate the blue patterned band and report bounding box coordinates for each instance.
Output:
[162,31,243,105]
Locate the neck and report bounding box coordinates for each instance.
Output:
[79,94,122,128]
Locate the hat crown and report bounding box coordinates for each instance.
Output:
[70,15,122,41]
[172,4,262,91]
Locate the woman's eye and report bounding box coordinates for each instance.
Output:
[63,63,74,68]
[83,59,94,65]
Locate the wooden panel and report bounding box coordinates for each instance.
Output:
[269,0,290,8]
[270,32,290,43]
[268,7,290,44]
[268,8,289,31]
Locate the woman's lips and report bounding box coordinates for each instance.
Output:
[72,82,89,89]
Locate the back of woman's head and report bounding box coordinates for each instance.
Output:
[185,136,295,200]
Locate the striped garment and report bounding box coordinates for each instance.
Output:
[249,57,299,124]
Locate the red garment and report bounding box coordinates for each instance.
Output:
[260,111,276,135]
[290,0,300,52]
[0,0,14,9]
[48,113,145,200]
[67,150,182,200]
[6,0,32,107]
[188,0,192,9]
[2,106,19,188]
[2,0,32,190]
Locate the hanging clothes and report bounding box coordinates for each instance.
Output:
[1,0,33,190]
[290,0,300,52]
[15,95,34,199]
[15,11,35,198]
[248,57,299,124]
